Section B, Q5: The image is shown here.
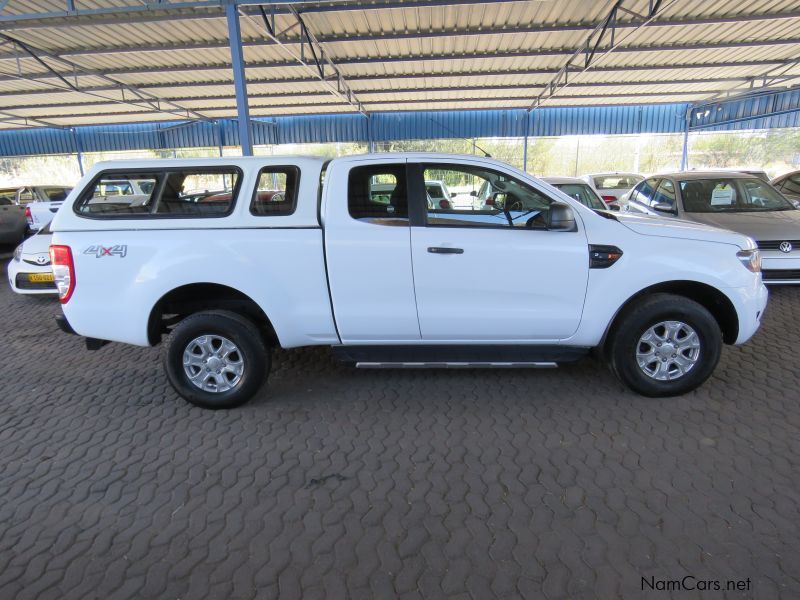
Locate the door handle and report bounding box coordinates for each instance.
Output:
[427,246,464,254]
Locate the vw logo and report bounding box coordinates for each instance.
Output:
[779,241,793,253]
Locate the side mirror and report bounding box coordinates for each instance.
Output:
[469,190,478,197]
[547,202,576,231]
[450,192,457,198]
[653,202,675,214]
[609,204,621,212]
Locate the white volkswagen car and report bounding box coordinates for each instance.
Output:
[7,223,56,295]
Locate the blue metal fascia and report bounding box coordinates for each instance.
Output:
[689,87,800,131]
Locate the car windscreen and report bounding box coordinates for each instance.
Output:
[593,175,641,190]
[42,187,71,201]
[679,178,795,213]
[554,183,606,210]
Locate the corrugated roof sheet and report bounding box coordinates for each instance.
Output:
[0,0,798,127]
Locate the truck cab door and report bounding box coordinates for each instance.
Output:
[407,162,589,342]
[323,158,421,343]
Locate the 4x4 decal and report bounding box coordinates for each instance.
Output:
[84,244,128,258]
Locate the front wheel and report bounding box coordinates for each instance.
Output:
[164,310,270,409]
[609,294,722,397]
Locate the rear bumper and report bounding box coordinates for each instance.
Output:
[56,314,110,350]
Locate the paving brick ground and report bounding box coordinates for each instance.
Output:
[0,257,798,599]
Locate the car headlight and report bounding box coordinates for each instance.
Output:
[12,244,22,262]
[736,249,761,273]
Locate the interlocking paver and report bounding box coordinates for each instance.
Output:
[0,258,799,599]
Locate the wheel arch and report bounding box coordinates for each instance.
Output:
[147,282,279,347]
[601,280,739,356]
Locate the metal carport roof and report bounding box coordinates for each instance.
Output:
[0,0,798,127]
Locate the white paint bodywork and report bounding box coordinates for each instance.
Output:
[51,153,768,351]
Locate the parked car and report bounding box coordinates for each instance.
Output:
[541,176,610,211]
[770,170,800,207]
[627,171,800,284]
[582,172,644,209]
[424,180,455,209]
[0,195,27,246]
[50,154,767,408]
[7,222,56,294]
[716,168,771,183]
[0,185,72,232]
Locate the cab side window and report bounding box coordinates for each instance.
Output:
[18,188,34,205]
[250,167,299,216]
[653,179,676,211]
[779,175,800,196]
[421,164,553,229]
[348,165,408,224]
[630,178,659,207]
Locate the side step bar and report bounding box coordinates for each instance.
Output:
[356,361,558,369]
[333,345,589,366]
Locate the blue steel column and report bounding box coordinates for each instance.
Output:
[225,2,253,156]
[522,112,529,172]
[71,127,84,176]
[680,107,690,171]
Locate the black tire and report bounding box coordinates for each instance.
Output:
[609,293,722,397]
[164,310,270,409]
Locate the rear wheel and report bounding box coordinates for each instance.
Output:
[164,310,270,409]
[609,293,722,397]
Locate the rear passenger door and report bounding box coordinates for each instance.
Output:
[323,159,421,343]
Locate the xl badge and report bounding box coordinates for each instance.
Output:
[84,244,128,258]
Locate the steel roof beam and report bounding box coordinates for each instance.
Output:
[0,33,211,122]
[0,59,793,98]
[1,79,768,110]
[531,0,678,110]
[19,89,722,120]
[2,31,799,63]
[2,38,798,84]
[2,0,798,26]
[3,11,800,55]
[245,3,366,114]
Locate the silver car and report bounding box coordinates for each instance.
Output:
[771,170,800,206]
[541,176,610,211]
[628,171,800,284]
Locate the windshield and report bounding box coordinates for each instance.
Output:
[42,187,71,201]
[554,183,606,210]
[680,178,794,213]
[593,175,641,190]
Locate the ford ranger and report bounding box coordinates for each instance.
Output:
[49,154,768,409]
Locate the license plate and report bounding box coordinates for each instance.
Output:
[28,273,54,283]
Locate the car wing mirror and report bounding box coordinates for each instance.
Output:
[653,202,675,214]
[609,204,621,212]
[546,202,576,231]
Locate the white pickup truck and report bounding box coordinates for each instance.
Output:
[49,154,768,409]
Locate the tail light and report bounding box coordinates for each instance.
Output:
[49,245,75,304]
[485,197,495,206]
[602,195,616,202]
[24,206,33,227]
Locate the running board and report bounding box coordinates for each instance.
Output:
[356,361,557,369]
[332,345,589,366]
